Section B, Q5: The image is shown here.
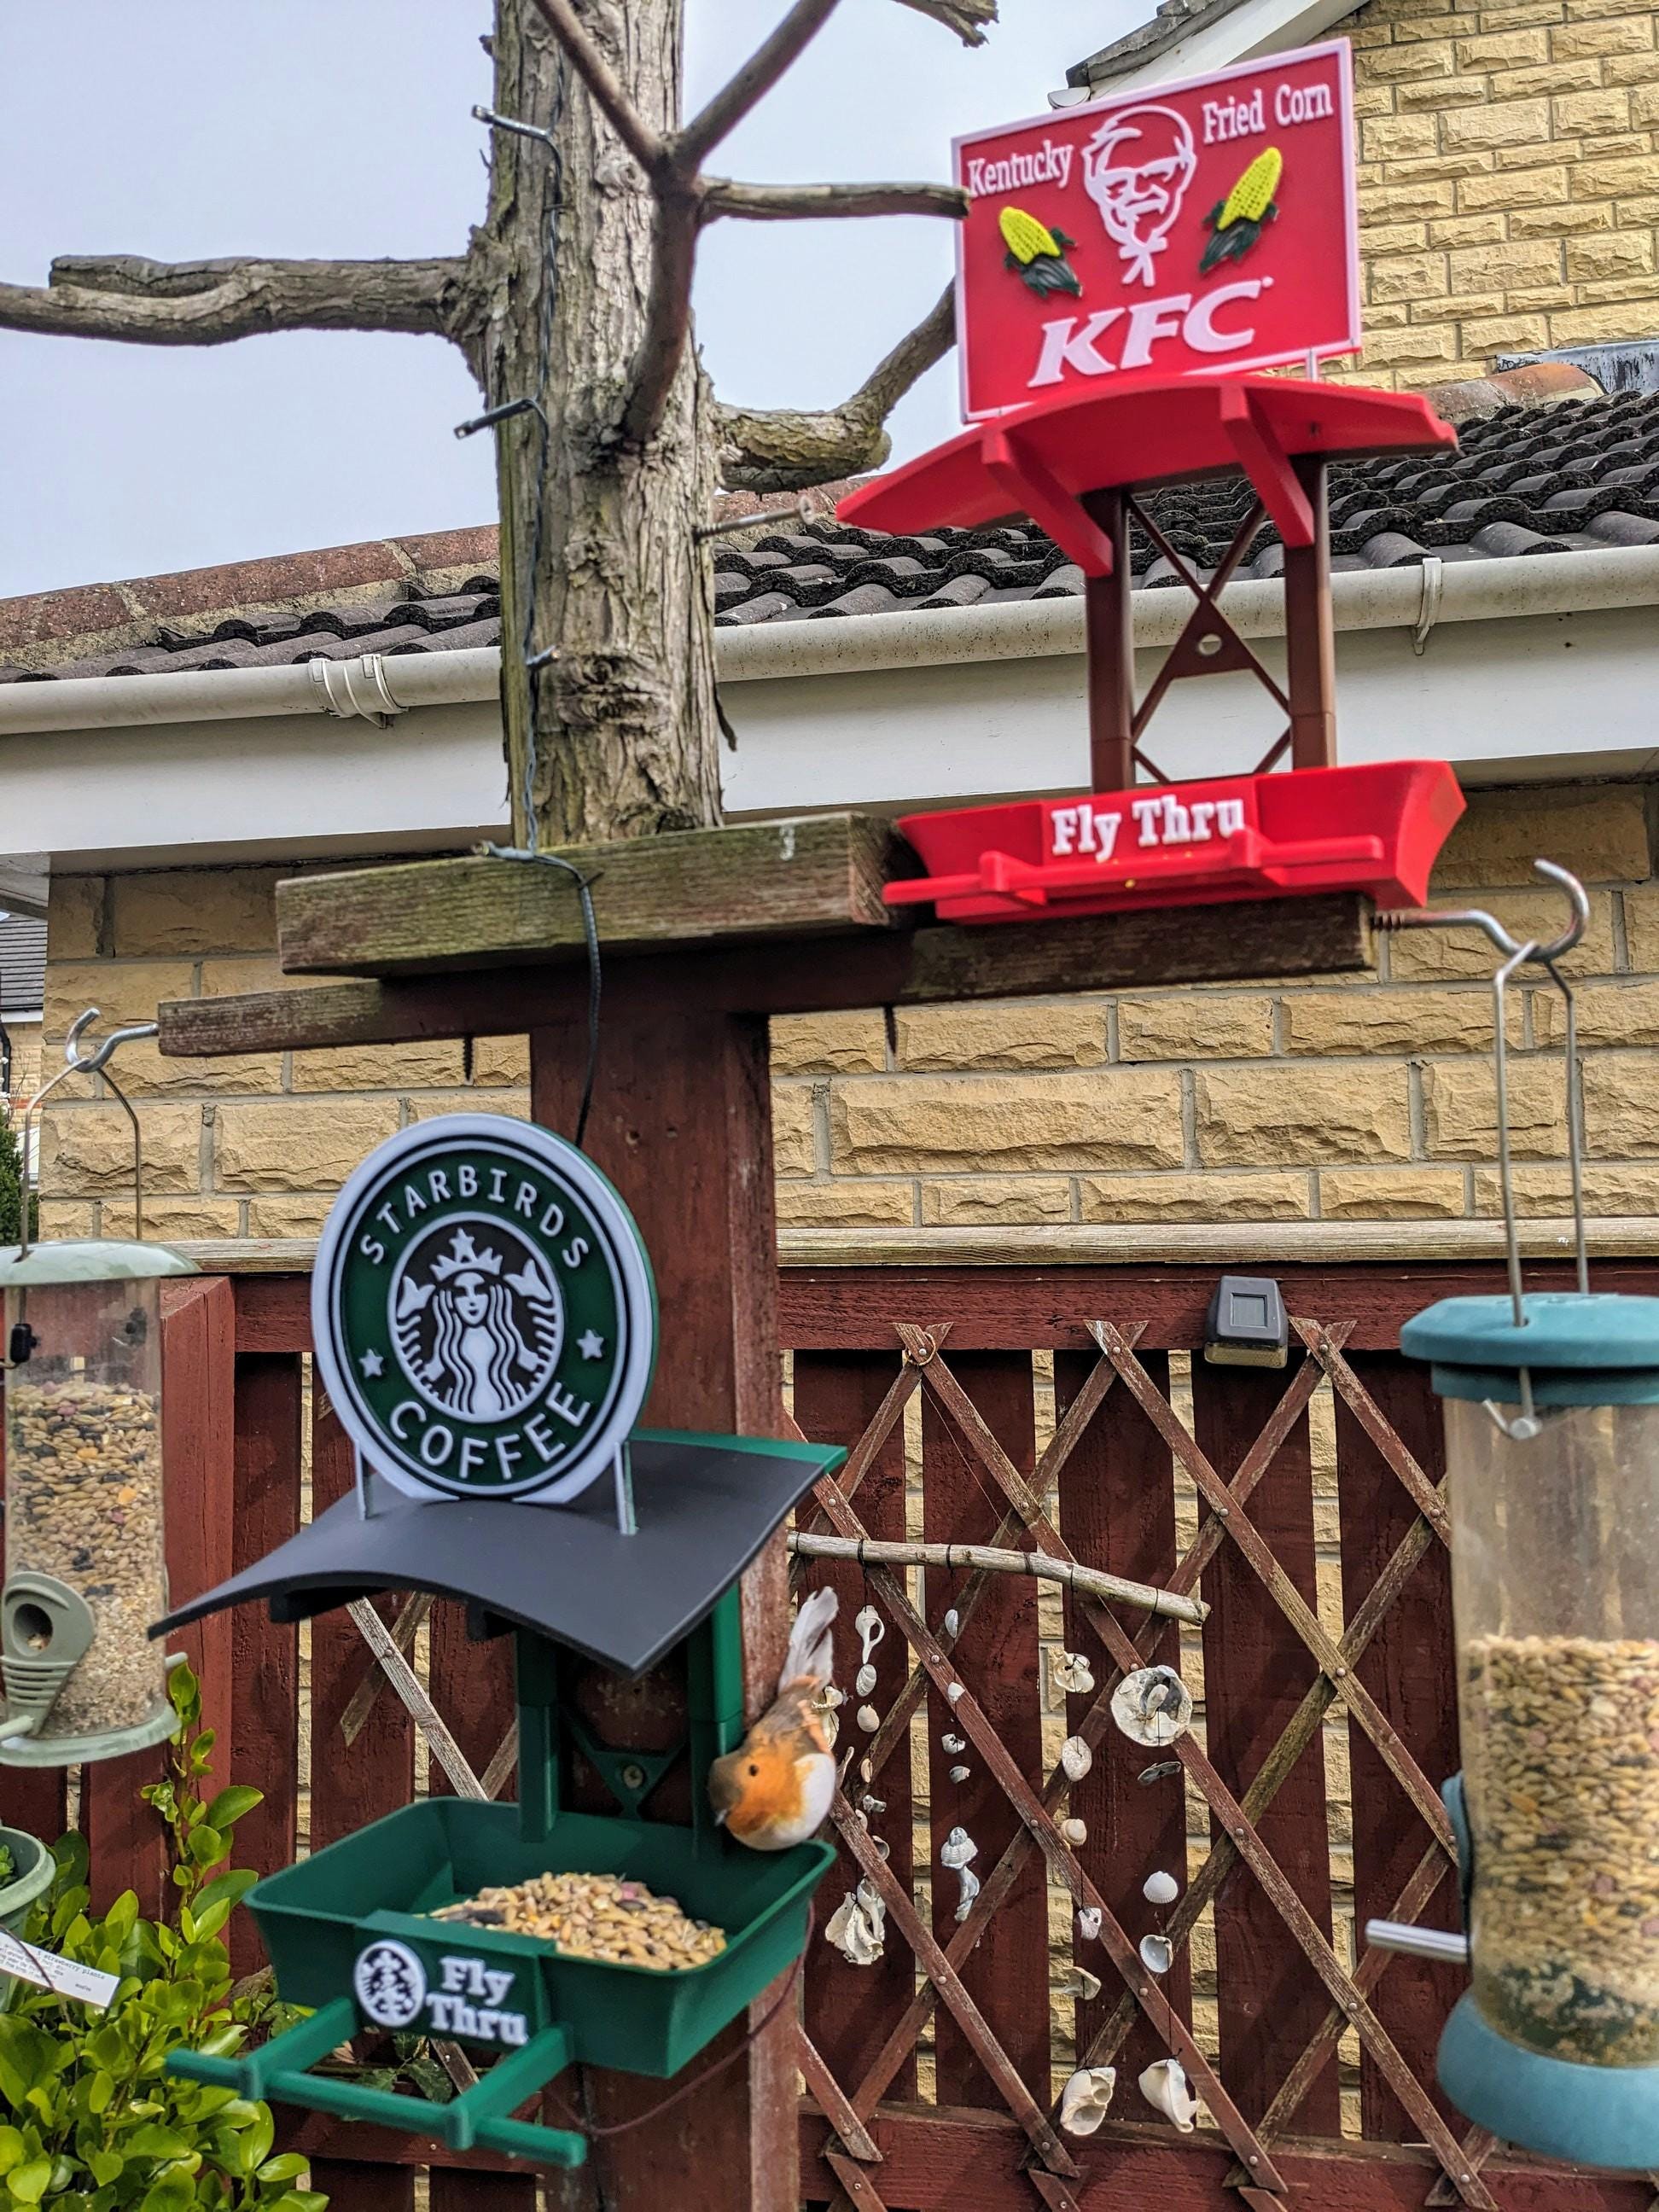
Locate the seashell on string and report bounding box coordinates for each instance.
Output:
[1111,1665,1193,1749]
[1051,1650,1095,1699]
[949,1764,970,1784]
[1077,1906,1103,1942]
[1060,1735,1092,1782]
[941,1733,966,1755]
[857,1704,881,1733]
[860,1792,886,1816]
[1139,1934,1173,1976]
[1142,1870,1179,1906]
[940,1826,979,1870]
[1060,1816,1087,1846]
[1057,1964,1102,2001]
[946,1681,964,1704]
[825,1884,886,1966]
[855,1663,878,1698]
[1059,2067,1117,2138]
[1138,1759,1182,1786]
[953,1863,981,1922]
[810,1682,844,1748]
[854,1604,886,1668]
[1138,2057,1199,2133]
[942,1608,960,1639]
[858,1755,872,1784]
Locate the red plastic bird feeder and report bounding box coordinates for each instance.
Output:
[837,375,1465,924]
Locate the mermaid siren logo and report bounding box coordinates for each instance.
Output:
[1080,104,1197,288]
[393,1223,563,1423]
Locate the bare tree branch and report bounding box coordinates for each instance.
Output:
[620,183,702,451]
[0,255,465,346]
[678,0,841,171]
[703,178,969,222]
[895,0,998,44]
[715,281,957,492]
[526,0,666,173]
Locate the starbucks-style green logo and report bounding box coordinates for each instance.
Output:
[311,1116,656,1505]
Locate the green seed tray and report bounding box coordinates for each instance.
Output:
[245,1796,834,2078]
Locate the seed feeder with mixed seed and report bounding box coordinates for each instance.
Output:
[147,1115,845,2169]
[0,1013,195,1767]
[1368,868,1659,2169]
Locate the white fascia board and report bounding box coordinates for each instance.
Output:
[1103,0,1366,94]
[0,548,1656,875]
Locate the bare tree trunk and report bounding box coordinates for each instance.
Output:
[468,0,720,848]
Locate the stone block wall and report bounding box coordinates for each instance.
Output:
[1346,0,1659,386]
[35,782,1659,1242]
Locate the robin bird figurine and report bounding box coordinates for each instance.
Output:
[707,1586,839,1851]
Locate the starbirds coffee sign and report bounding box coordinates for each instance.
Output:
[312,1115,656,1505]
[953,42,1359,419]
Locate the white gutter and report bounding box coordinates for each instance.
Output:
[0,545,1655,736]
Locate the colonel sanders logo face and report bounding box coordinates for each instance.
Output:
[1080,105,1198,288]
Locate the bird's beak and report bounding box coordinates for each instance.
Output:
[713,1807,728,1826]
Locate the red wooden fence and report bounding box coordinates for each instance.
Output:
[3,1258,1654,2212]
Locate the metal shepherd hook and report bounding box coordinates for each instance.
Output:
[19,1010,159,1256]
[1377,859,1590,1435]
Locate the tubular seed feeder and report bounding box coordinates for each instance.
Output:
[0,1012,196,1766]
[1370,871,1659,2168]
[154,1115,845,2168]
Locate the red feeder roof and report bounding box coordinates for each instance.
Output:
[837,375,1456,575]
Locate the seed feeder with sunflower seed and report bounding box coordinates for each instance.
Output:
[0,1011,196,1767]
[149,1115,844,2169]
[1359,868,1659,2170]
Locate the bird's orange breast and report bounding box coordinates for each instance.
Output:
[725,1742,812,1842]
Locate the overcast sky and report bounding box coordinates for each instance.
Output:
[0,2,1140,599]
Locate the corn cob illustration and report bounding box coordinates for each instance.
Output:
[999,204,1082,298]
[1199,146,1282,275]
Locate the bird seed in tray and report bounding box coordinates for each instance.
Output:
[432,1871,727,1971]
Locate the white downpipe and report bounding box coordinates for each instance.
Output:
[0,544,1656,737]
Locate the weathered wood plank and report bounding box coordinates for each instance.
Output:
[276,815,901,975]
[160,892,1372,1057]
[1055,1349,1192,2089]
[1335,1355,1461,2141]
[793,1353,918,2104]
[800,2106,1656,2212]
[1194,1361,1338,2133]
[777,1263,1659,1352]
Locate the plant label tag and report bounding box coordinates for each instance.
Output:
[0,1928,119,2009]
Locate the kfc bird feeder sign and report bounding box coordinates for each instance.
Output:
[955,42,1359,418]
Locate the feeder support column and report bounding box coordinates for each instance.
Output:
[531,1006,794,2212]
[1083,491,1134,794]
[1283,457,1337,771]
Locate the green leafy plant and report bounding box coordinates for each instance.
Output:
[0,1109,36,1247]
[0,1665,327,2211]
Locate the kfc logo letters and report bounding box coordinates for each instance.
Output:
[955,43,1359,418]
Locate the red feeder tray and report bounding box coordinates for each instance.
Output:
[838,376,1464,928]
[888,760,1464,925]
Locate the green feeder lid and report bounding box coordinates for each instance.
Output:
[0,1239,201,1287]
[1400,1290,1659,1406]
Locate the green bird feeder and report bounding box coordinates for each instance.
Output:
[1400,1290,1659,2173]
[153,1114,844,2170]
[1379,861,1659,2170]
[0,1013,197,1767]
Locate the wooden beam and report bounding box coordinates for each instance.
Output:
[159,892,1372,1058]
[800,2105,1656,2212]
[275,815,901,976]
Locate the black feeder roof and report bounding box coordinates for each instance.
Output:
[153,1430,843,1678]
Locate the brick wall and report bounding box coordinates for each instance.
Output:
[37,783,1659,1239]
[1347,0,1659,386]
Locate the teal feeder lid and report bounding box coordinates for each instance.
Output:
[1400,1291,1659,1406]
